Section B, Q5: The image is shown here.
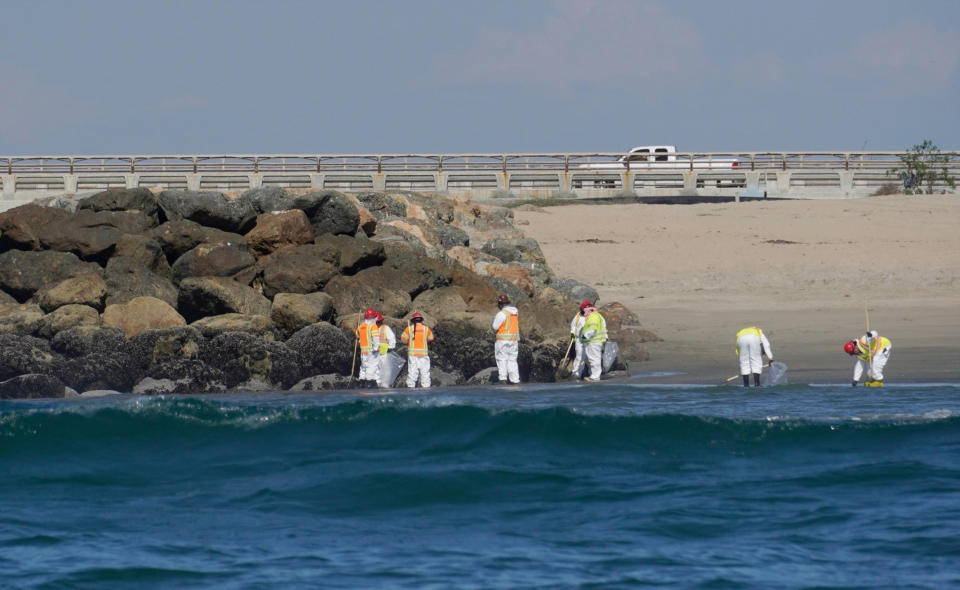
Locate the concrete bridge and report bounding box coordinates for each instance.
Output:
[2,151,957,210]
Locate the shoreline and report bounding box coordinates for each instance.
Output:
[515,195,960,384]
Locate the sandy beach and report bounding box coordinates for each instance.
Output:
[515,195,960,384]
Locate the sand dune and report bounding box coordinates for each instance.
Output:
[515,195,960,383]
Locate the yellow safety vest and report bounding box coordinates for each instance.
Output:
[735,326,763,355]
[581,311,607,343]
[856,336,891,361]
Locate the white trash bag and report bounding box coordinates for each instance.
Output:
[379,352,406,388]
[761,361,788,386]
[602,341,619,373]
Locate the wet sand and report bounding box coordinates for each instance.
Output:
[514,195,960,384]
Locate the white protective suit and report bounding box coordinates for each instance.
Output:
[492,305,520,384]
[357,318,380,381]
[376,324,397,388]
[569,312,587,379]
[737,328,773,376]
[579,310,607,381]
[853,330,892,382]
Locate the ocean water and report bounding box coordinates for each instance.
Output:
[2,381,959,589]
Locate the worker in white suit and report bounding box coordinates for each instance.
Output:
[735,326,773,387]
[492,294,520,384]
[844,330,892,387]
[568,300,591,380]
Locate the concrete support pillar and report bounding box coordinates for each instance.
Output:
[187,173,201,191]
[65,174,78,193]
[373,173,385,191]
[777,172,791,196]
[559,171,571,193]
[624,171,636,194]
[839,171,853,195]
[683,171,698,193]
[248,173,263,189]
[310,173,325,189]
[434,172,446,192]
[498,172,507,192]
[124,174,138,189]
[1,175,12,198]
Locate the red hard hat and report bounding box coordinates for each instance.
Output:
[364,307,378,319]
[410,312,424,322]
[497,294,510,305]
[375,313,384,323]
[580,300,592,311]
[843,340,857,354]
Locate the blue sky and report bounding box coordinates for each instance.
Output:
[1,0,957,155]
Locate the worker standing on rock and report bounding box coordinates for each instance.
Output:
[355,307,380,385]
[375,313,397,388]
[401,312,434,388]
[569,301,591,380]
[579,303,607,382]
[492,294,520,384]
[845,330,892,387]
[735,326,773,387]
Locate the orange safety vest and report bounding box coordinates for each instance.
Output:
[356,322,380,354]
[496,311,519,341]
[401,324,434,356]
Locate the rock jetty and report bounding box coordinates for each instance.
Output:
[0,187,659,398]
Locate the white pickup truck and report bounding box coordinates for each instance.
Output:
[577,145,739,170]
[572,145,741,189]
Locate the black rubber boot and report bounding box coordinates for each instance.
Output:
[753,373,761,387]
[742,375,750,387]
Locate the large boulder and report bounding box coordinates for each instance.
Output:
[177,277,271,322]
[323,273,411,319]
[102,296,187,337]
[103,256,179,307]
[156,190,256,234]
[147,220,248,264]
[190,313,278,341]
[480,237,547,265]
[0,333,61,381]
[285,322,353,377]
[129,326,206,371]
[255,244,340,298]
[35,304,101,339]
[291,190,359,236]
[39,209,155,262]
[34,273,108,313]
[0,374,73,399]
[171,241,256,284]
[0,203,72,250]
[133,359,226,395]
[0,250,102,302]
[430,319,496,381]
[271,292,335,337]
[313,233,386,274]
[201,331,300,389]
[112,234,173,279]
[78,188,161,224]
[50,326,127,357]
[0,303,45,336]
[52,351,139,392]
[246,209,315,257]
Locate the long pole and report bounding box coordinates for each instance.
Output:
[349,311,362,382]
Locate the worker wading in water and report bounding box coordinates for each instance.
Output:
[735,326,774,387]
[355,307,381,385]
[401,312,434,388]
[579,303,607,382]
[492,294,520,384]
[845,330,892,386]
